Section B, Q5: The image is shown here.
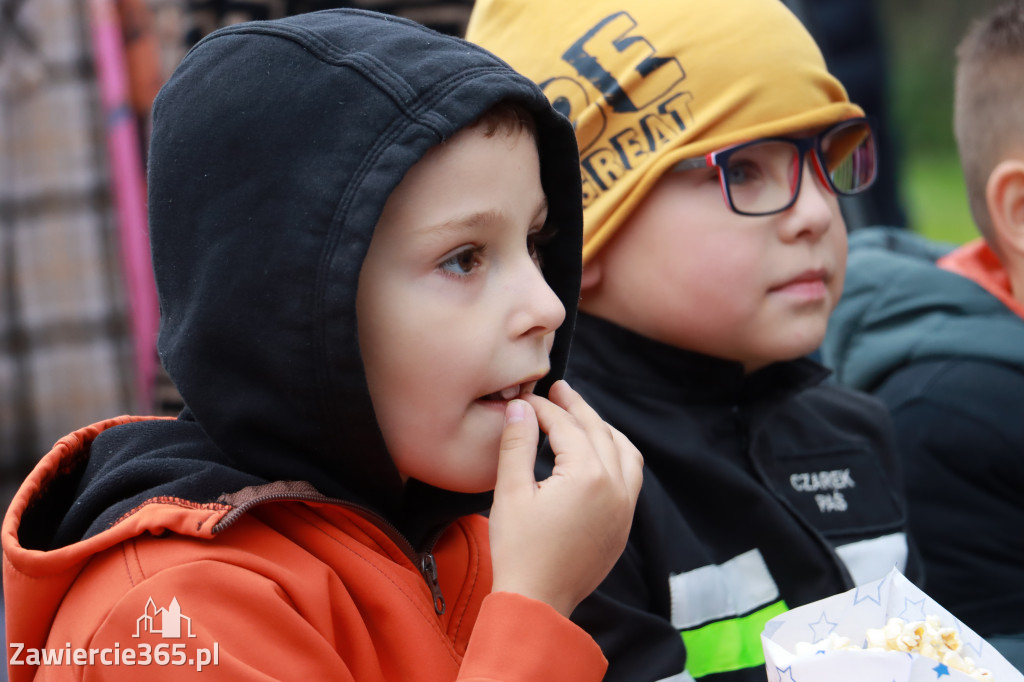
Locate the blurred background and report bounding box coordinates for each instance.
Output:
[879,0,1004,244]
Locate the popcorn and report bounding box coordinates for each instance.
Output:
[794,632,858,656]
[795,615,993,681]
[762,569,1022,682]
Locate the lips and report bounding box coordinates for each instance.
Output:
[480,385,523,402]
[770,268,829,293]
[477,374,544,404]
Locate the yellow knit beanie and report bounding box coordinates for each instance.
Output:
[466,0,864,262]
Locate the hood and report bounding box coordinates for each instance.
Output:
[466,0,862,261]
[26,9,583,549]
[821,228,1024,390]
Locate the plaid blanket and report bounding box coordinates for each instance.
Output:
[0,0,138,507]
[183,0,475,45]
[0,0,475,512]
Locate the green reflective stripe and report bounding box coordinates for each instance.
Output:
[680,600,788,678]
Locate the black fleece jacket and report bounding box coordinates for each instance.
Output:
[553,313,920,682]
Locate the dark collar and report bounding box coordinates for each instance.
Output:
[569,313,830,404]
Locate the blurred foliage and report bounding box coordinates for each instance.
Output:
[903,152,971,245]
[876,0,1003,242]
[878,0,1000,157]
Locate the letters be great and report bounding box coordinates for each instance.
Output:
[579,91,693,206]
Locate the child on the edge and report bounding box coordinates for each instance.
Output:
[822,1,1024,669]
[467,1,920,680]
[1,10,642,681]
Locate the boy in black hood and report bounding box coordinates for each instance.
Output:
[2,9,642,680]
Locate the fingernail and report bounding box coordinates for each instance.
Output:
[505,399,526,424]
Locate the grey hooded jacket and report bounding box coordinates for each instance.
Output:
[822,227,1024,641]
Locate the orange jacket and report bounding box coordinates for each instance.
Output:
[3,417,606,681]
[938,237,1024,319]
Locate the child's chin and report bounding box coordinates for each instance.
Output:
[442,476,498,495]
[779,322,828,357]
[406,470,497,494]
[432,460,500,494]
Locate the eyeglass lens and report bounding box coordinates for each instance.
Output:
[722,120,875,215]
[723,141,803,215]
[820,121,876,194]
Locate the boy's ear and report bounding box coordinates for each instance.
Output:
[986,159,1024,257]
[580,257,603,294]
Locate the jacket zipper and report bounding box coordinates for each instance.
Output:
[419,552,445,615]
[212,490,448,614]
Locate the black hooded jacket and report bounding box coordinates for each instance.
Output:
[554,313,920,682]
[20,8,583,560]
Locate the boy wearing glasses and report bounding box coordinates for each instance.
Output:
[467,0,919,680]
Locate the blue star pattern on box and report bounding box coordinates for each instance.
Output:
[898,597,928,622]
[808,612,839,643]
[773,664,798,682]
[854,581,884,606]
[932,663,950,678]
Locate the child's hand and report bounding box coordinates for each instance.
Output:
[488,380,643,618]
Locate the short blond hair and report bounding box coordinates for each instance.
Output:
[954,0,1024,247]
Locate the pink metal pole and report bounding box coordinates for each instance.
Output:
[88,0,159,411]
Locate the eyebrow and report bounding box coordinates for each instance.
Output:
[416,197,549,242]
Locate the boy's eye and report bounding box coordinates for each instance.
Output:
[439,245,484,276]
[724,160,761,185]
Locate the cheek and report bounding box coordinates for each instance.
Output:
[381,309,467,396]
[654,194,761,279]
[361,286,461,439]
[374,284,501,417]
[829,260,847,311]
[669,231,763,301]
[827,224,848,305]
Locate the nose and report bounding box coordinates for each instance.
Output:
[508,259,566,340]
[780,159,836,241]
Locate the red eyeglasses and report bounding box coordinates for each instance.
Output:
[671,117,877,216]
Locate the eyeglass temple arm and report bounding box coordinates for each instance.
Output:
[671,157,711,173]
